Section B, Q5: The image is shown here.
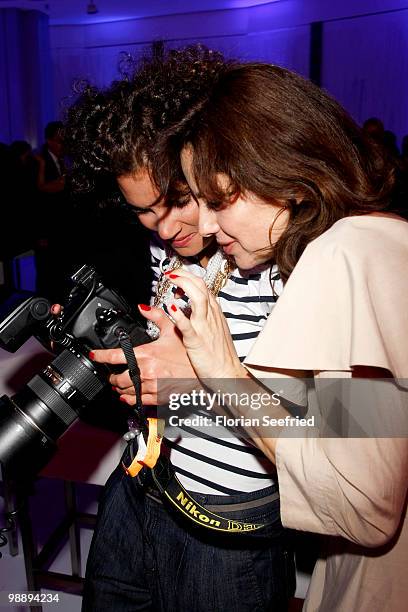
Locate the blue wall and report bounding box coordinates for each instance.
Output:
[1,1,408,147]
[49,0,408,143]
[0,9,54,147]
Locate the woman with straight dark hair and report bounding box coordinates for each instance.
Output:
[148,63,408,611]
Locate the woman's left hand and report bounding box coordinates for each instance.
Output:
[163,269,247,380]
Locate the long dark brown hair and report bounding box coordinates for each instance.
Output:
[165,63,398,282]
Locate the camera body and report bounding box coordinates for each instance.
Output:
[0,265,151,477]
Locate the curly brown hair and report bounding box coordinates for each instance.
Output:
[158,63,400,282]
[64,44,234,208]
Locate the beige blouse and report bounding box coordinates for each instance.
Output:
[245,216,408,612]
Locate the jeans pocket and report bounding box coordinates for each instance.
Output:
[283,546,296,600]
[174,531,190,589]
[245,541,295,611]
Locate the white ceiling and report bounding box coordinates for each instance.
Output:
[0,0,280,25]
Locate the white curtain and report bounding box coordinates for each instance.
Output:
[322,9,408,146]
[169,25,310,73]
[52,25,310,115]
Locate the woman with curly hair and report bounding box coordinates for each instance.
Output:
[152,62,408,612]
[65,47,295,612]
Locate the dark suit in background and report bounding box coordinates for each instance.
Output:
[34,142,72,302]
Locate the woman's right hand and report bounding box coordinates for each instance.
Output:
[89,305,198,405]
[157,269,248,381]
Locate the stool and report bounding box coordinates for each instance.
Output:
[0,335,127,611]
[17,480,91,600]
[0,467,19,556]
[16,420,126,612]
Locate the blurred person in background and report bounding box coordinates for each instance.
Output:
[34,121,71,302]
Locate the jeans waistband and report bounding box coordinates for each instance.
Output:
[128,444,281,530]
[143,477,279,509]
[185,483,279,508]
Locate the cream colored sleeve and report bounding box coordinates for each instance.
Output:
[275,381,408,548]
[244,219,408,547]
[277,437,408,548]
[245,368,408,548]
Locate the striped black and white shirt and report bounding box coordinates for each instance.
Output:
[150,236,282,495]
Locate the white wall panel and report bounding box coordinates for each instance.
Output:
[322,10,408,143]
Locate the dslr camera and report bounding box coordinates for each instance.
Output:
[0,265,150,478]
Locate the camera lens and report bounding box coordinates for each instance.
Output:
[0,264,151,479]
[0,347,106,476]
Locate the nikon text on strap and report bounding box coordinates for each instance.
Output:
[118,329,279,534]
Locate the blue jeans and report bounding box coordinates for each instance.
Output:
[82,447,295,612]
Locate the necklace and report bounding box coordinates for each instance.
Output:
[147,248,233,339]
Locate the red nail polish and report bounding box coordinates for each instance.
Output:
[119,396,128,404]
[169,274,179,279]
[89,351,95,360]
[112,386,117,392]
[138,304,151,311]
[170,304,177,312]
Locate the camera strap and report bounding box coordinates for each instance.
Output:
[116,330,143,413]
[117,330,164,477]
[122,417,164,476]
[117,329,277,535]
[123,435,274,534]
[151,455,276,534]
